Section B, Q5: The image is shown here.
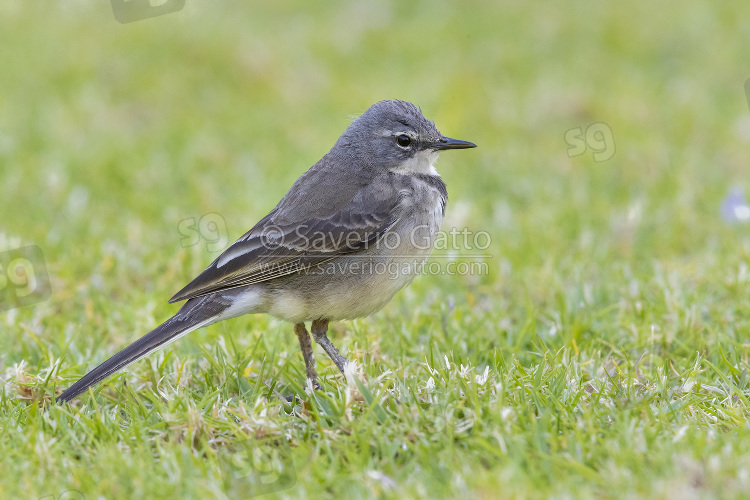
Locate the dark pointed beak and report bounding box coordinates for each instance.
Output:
[432,136,477,150]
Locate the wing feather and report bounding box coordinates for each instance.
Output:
[169,177,405,303]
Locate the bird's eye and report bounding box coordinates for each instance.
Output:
[396,134,412,147]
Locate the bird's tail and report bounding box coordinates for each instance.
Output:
[57,296,224,403]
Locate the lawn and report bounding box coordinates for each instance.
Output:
[2,1,750,499]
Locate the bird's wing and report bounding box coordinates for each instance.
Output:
[169,176,406,303]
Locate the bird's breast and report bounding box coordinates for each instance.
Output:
[262,174,448,323]
[398,173,447,248]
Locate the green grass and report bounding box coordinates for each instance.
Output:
[3,1,750,498]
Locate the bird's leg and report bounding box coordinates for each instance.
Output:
[294,322,320,389]
[311,319,349,375]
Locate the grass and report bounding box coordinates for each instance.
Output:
[2,1,750,498]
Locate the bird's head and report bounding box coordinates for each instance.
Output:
[338,100,476,175]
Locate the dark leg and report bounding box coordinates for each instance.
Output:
[311,319,349,375]
[294,323,320,389]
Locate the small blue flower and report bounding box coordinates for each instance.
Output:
[721,187,750,223]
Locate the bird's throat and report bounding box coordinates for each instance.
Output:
[390,151,440,176]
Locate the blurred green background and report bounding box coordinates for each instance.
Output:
[2,1,750,499]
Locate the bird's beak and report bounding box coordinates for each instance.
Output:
[432,136,477,150]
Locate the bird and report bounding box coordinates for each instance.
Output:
[57,99,476,403]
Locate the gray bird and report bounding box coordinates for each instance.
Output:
[57,100,476,402]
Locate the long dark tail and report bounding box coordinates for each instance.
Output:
[57,296,227,403]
